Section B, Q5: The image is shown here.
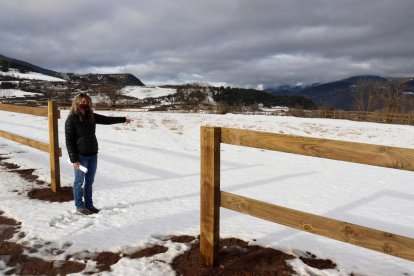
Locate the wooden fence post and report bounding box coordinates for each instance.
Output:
[48,101,61,193]
[200,126,221,266]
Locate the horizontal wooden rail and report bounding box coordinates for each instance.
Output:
[309,110,414,125]
[0,101,62,192]
[200,126,414,266]
[0,103,49,117]
[221,127,414,171]
[315,110,414,118]
[221,191,414,262]
[0,129,62,156]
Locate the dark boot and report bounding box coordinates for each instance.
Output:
[86,206,100,213]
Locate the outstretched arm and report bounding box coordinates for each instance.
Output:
[94,113,131,125]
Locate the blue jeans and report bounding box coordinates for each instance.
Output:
[73,154,98,209]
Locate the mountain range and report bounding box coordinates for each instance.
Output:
[0,54,144,86]
[266,76,414,110]
[0,54,56,76]
[2,54,413,110]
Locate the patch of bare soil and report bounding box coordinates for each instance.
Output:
[171,237,338,276]
[65,244,169,273]
[0,211,85,275]
[171,235,197,243]
[172,237,295,275]
[0,154,73,202]
[299,251,337,270]
[129,244,169,259]
[27,187,73,202]
[93,251,122,272]
[11,168,45,184]
[0,210,338,276]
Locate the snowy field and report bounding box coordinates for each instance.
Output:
[0,88,41,98]
[0,109,413,275]
[122,86,176,99]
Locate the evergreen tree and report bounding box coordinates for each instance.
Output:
[1,60,9,72]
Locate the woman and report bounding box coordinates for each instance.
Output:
[65,93,131,215]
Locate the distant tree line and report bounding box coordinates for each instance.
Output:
[1,59,29,73]
[161,83,316,109]
[353,79,414,113]
[1,60,9,72]
[211,86,316,109]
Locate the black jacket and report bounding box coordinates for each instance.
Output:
[65,112,126,163]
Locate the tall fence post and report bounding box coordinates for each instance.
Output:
[48,101,61,193]
[200,126,221,266]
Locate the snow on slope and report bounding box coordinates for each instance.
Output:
[122,86,176,99]
[0,88,42,98]
[0,110,413,275]
[0,69,65,82]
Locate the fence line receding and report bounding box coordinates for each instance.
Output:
[0,101,61,192]
[200,126,414,266]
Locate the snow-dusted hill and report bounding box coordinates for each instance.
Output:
[0,69,65,82]
[0,70,175,101]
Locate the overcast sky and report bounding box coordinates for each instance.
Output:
[1,0,413,88]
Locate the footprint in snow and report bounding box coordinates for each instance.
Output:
[100,203,129,215]
[49,203,129,228]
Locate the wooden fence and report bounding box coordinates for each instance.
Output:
[0,101,61,192]
[200,126,414,266]
[305,110,414,125]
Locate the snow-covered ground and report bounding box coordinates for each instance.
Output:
[0,110,413,275]
[0,88,42,98]
[122,86,176,99]
[0,69,65,82]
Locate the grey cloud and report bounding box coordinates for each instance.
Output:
[1,0,413,87]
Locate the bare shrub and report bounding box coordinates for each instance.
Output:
[161,118,184,134]
[353,79,383,112]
